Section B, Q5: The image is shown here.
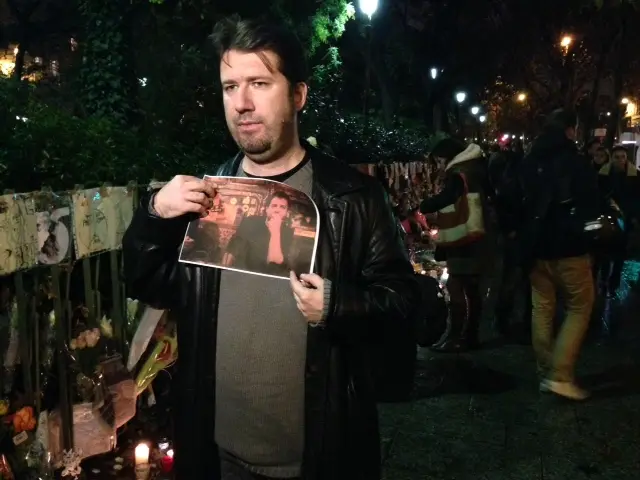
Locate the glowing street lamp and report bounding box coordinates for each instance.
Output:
[430,67,438,80]
[517,93,527,102]
[621,97,630,104]
[455,92,467,104]
[560,35,573,49]
[479,115,486,123]
[470,106,480,115]
[358,0,378,19]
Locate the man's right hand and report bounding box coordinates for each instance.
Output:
[153,175,216,219]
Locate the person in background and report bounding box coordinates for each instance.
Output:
[420,138,494,352]
[598,145,640,296]
[585,138,601,164]
[592,146,610,172]
[488,144,530,342]
[519,109,599,400]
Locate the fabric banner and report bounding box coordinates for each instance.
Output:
[106,186,135,251]
[0,193,39,275]
[71,188,111,258]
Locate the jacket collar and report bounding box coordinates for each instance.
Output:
[599,161,638,177]
[219,139,367,197]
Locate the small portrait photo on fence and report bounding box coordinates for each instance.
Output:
[178,176,319,280]
[36,205,72,265]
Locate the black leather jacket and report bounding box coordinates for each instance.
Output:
[122,145,419,480]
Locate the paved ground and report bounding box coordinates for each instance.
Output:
[379,261,640,480]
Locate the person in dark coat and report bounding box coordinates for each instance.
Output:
[122,16,418,480]
[519,109,599,400]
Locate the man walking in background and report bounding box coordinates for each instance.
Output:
[519,109,599,400]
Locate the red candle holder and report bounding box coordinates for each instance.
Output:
[160,449,174,473]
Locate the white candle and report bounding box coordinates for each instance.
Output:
[135,443,150,465]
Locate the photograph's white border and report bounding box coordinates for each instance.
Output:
[178,175,320,281]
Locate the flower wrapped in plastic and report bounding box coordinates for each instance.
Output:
[0,401,52,479]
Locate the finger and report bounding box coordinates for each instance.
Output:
[290,271,306,295]
[299,273,323,288]
[182,201,208,215]
[184,180,216,197]
[184,191,209,206]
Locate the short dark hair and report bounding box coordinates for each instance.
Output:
[586,138,601,149]
[210,15,308,85]
[543,108,577,132]
[266,191,290,208]
[430,138,467,161]
[611,145,628,156]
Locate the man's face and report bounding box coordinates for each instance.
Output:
[220,49,307,163]
[612,150,628,171]
[266,196,288,220]
[588,142,601,157]
[593,150,608,165]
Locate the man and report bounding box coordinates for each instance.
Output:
[420,138,494,352]
[222,191,295,277]
[488,143,530,342]
[122,15,417,480]
[585,138,601,168]
[519,109,599,400]
[592,145,610,171]
[598,145,639,295]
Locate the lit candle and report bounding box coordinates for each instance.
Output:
[135,443,150,465]
[161,449,174,473]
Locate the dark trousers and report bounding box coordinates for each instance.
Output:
[220,456,300,480]
[593,233,629,295]
[447,274,482,342]
[495,240,532,335]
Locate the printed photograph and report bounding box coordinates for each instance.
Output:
[179,176,319,280]
[36,206,72,265]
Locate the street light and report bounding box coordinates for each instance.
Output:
[430,67,438,80]
[560,35,573,49]
[358,0,378,19]
[517,93,527,102]
[470,106,480,115]
[621,97,630,104]
[455,92,467,103]
[479,115,486,123]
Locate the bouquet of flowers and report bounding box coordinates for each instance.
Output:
[0,400,52,479]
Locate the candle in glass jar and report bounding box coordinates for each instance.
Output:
[135,443,150,465]
[160,449,174,472]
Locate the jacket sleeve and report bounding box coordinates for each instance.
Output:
[419,173,465,213]
[326,183,419,342]
[122,193,192,310]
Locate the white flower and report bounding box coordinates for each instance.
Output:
[126,298,139,322]
[100,316,113,338]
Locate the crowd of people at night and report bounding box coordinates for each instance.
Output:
[395,108,639,402]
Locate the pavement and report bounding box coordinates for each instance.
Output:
[379,260,640,480]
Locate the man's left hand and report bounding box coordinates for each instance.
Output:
[290,272,325,323]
